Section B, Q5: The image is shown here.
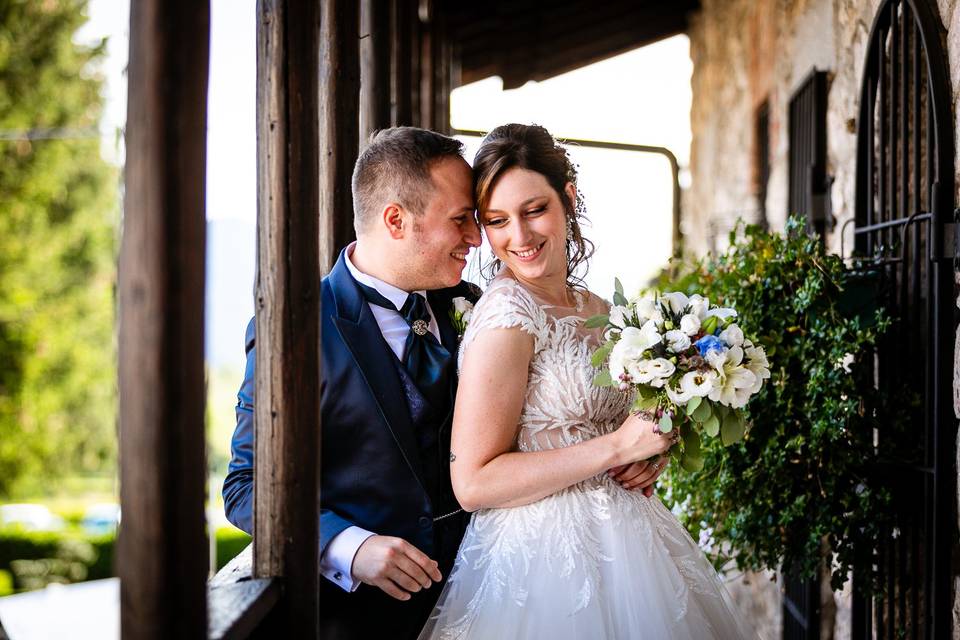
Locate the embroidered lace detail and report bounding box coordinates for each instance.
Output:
[424,276,753,640]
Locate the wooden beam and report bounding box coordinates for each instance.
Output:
[319,0,361,272]
[208,546,281,640]
[360,0,391,143]
[390,0,413,125]
[254,1,321,637]
[118,1,210,638]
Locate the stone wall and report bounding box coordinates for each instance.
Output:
[686,0,960,638]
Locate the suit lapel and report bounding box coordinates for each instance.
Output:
[328,254,427,494]
[429,290,459,356]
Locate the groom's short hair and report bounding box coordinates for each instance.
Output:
[352,126,465,234]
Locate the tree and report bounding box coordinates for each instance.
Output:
[0,0,118,497]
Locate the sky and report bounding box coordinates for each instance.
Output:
[78,1,693,368]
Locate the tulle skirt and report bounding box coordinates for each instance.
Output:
[419,479,755,639]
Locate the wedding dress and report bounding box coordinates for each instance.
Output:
[418,276,754,640]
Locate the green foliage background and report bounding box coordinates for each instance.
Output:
[657,218,896,589]
[0,0,118,497]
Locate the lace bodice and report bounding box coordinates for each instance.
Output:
[458,277,632,456]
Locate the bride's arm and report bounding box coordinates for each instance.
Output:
[450,325,672,512]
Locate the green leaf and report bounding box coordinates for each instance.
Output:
[658,413,673,433]
[680,452,705,472]
[692,399,712,423]
[613,291,628,307]
[703,414,720,437]
[633,394,659,412]
[721,411,745,445]
[614,277,624,297]
[590,340,614,368]
[592,370,614,387]
[684,396,702,415]
[682,428,702,456]
[584,314,609,329]
[702,315,719,335]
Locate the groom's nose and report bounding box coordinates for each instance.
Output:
[463,217,481,247]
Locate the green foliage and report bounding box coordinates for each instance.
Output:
[0,527,252,593]
[657,218,897,590]
[0,0,118,496]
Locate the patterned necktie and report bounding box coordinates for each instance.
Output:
[356,282,452,409]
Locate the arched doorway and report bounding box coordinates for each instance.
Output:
[852,0,955,637]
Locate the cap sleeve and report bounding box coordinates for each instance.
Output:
[457,278,548,371]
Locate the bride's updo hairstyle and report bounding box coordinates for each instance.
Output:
[473,124,594,288]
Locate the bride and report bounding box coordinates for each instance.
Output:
[418,124,754,639]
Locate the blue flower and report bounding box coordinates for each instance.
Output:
[695,335,724,357]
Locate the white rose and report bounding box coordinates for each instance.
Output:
[687,294,710,319]
[664,329,691,353]
[718,323,744,348]
[633,295,663,324]
[661,291,689,316]
[452,297,473,314]
[645,358,675,387]
[679,313,701,336]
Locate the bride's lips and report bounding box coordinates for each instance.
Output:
[509,241,545,263]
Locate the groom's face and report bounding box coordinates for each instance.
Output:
[401,156,480,289]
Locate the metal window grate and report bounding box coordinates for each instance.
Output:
[788,69,831,238]
[755,99,771,230]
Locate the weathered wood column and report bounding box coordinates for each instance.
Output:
[360,0,391,143]
[391,0,414,126]
[118,1,210,638]
[319,0,361,272]
[254,0,321,636]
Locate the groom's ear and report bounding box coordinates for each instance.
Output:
[382,203,406,239]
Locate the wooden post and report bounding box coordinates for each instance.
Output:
[319,0,361,272]
[418,3,434,130]
[118,1,210,638]
[360,0,391,143]
[391,0,413,125]
[254,0,321,636]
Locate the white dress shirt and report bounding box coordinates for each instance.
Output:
[320,243,441,592]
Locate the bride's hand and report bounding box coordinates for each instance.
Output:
[608,458,669,496]
[612,412,675,464]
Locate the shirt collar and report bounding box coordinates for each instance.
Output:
[344,242,427,310]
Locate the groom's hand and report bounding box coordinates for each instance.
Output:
[352,535,442,601]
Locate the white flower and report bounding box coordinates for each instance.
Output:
[633,295,663,324]
[644,358,676,388]
[744,343,771,393]
[609,305,631,328]
[718,323,744,348]
[666,370,718,404]
[661,291,689,316]
[705,346,730,371]
[687,294,710,319]
[705,306,738,321]
[608,325,660,381]
[452,297,473,314]
[679,313,701,336]
[707,346,757,408]
[664,329,691,353]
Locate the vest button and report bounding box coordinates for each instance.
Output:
[418,516,431,529]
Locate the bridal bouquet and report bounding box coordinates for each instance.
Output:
[589,280,770,471]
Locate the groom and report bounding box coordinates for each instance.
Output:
[223,127,482,639]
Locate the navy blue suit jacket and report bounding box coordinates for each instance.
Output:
[223,249,478,559]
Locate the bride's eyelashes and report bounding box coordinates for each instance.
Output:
[482,206,548,228]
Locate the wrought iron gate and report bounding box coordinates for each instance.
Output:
[850,0,956,638]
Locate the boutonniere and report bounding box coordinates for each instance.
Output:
[449,297,474,340]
